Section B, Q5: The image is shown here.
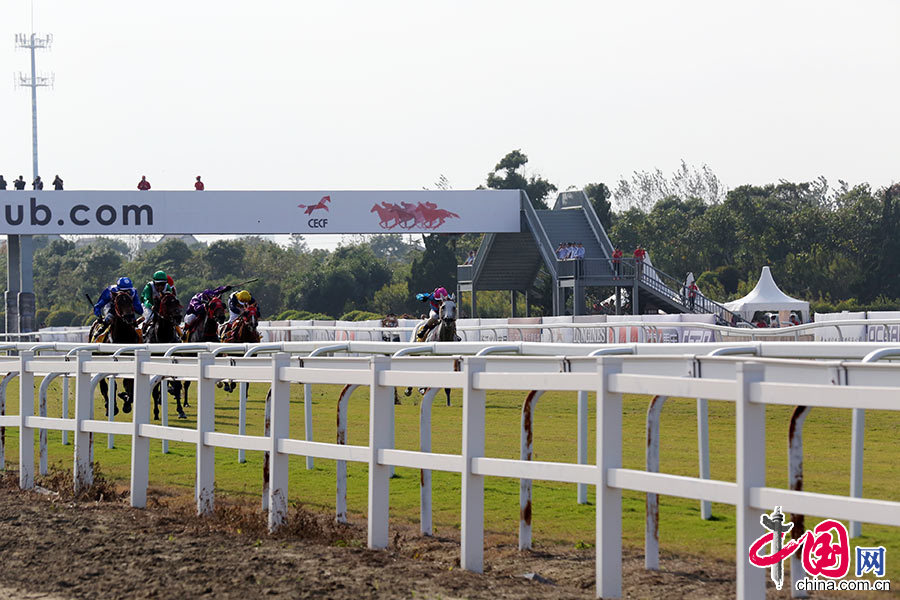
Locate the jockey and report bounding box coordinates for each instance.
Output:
[227,289,258,323]
[93,276,143,323]
[183,285,232,331]
[140,270,177,322]
[415,286,450,341]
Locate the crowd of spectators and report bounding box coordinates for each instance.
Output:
[555,242,585,260]
[0,174,208,191]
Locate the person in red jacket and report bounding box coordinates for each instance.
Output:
[194,176,204,191]
[633,245,646,278]
[611,247,623,279]
[137,176,151,191]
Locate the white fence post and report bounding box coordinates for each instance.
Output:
[849,408,864,538]
[130,350,151,508]
[62,375,69,446]
[238,381,248,463]
[368,356,393,549]
[736,362,766,600]
[303,382,314,469]
[18,350,35,490]
[418,387,440,536]
[268,353,291,532]
[596,356,623,599]
[460,356,486,573]
[73,350,93,493]
[577,390,589,504]
[645,395,668,571]
[519,389,545,550]
[195,352,215,515]
[697,397,711,519]
[335,383,358,523]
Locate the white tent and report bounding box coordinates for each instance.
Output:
[724,266,809,323]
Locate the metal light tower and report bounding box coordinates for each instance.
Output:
[10,32,53,335]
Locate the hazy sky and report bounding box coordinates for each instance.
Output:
[1,1,898,247]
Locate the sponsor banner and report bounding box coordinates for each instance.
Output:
[457,318,480,342]
[865,311,900,342]
[681,313,716,343]
[540,316,573,343]
[642,314,682,343]
[311,320,336,342]
[288,320,313,342]
[508,317,542,342]
[0,190,521,235]
[814,312,866,341]
[479,318,508,342]
[606,315,642,343]
[573,315,608,343]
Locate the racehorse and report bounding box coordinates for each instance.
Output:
[143,292,187,420]
[219,304,261,343]
[406,295,458,405]
[92,291,141,416]
[181,295,231,400]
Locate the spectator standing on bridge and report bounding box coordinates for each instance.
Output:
[13,175,26,190]
[555,243,567,260]
[574,242,585,275]
[194,175,204,191]
[464,250,475,265]
[687,281,698,310]
[137,176,151,191]
[0,175,6,190]
[612,247,623,279]
[633,245,646,278]
[52,175,63,190]
[32,175,43,190]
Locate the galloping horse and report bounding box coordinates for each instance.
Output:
[143,292,187,419]
[181,294,231,399]
[93,291,141,416]
[407,295,458,405]
[219,304,261,344]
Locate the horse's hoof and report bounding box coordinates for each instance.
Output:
[153,412,159,421]
[178,411,187,420]
[122,400,132,414]
[403,388,412,397]
[216,381,224,388]
[183,399,190,407]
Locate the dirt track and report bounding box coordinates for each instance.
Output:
[0,471,873,599]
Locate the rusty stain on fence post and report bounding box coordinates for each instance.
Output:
[788,404,811,598]
[645,395,665,571]
[519,389,544,550]
[336,383,358,523]
[418,387,440,536]
[262,387,272,511]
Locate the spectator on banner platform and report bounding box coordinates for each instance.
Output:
[194,175,204,191]
[0,175,6,190]
[611,247,623,278]
[32,175,43,190]
[13,176,26,190]
[52,175,64,190]
[556,243,567,260]
[137,176,151,191]
[464,250,475,265]
[633,245,646,277]
[687,281,698,310]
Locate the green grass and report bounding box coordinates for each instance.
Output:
[2,378,898,580]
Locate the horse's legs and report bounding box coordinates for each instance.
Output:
[99,378,118,416]
[119,378,134,414]
[445,387,451,407]
[152,383,160,421]
[173,382,186,419]
[404,386,412,397]
[182,380,192,406]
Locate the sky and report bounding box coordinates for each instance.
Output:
[1,1,898,249]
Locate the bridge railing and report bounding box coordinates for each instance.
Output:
[1,347,898,599]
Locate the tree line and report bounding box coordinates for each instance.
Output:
[1,150,897,330]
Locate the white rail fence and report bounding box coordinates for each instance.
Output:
[1,345,899,598]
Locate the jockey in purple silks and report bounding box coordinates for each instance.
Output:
[183,285,232,332]
[415,286,450,341]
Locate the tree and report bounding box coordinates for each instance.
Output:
[406,234,458,302]
[204,240,246,279]
[486,149,557,209]
[584,182,612,229]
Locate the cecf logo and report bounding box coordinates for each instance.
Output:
[298,195,331,228]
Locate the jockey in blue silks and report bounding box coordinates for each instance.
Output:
[94,276,143,323]
[415,286,450,341]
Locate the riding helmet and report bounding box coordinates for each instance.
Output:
[236,290,251,303]
[433,287,449,301]
[117,276,133,289]
[153,270,167,282]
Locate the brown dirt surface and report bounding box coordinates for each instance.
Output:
[0,469,883,599]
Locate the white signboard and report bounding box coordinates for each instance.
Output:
[0,190,521,235]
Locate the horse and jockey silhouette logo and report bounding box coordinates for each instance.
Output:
[370,201,460,230]
[297,195,461,230]
[297,195,331,215]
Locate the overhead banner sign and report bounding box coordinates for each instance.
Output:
[0,190,522,234]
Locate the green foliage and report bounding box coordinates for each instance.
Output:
[372,281,410,315]
[338,310,382,321]
[46,310,78,327]
[35,308,50,329]
[406,234,457,304]
[486,149,557,209]
[584,182,612,229]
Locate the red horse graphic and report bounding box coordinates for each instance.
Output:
[370,201,460,230]
[298,195,331,215]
